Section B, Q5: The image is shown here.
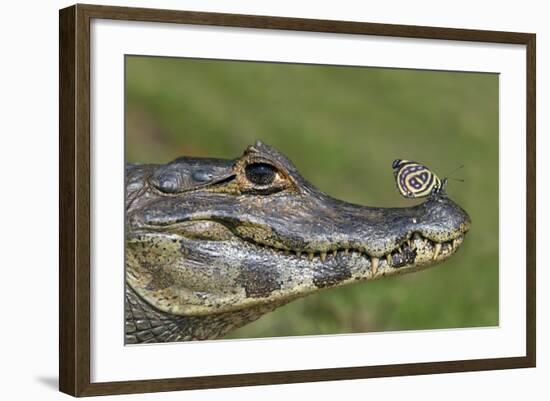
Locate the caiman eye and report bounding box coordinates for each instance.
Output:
[245,162,277,186]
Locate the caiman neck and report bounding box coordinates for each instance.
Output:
[125,285,282,344]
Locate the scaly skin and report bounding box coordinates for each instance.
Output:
[125,141,471,343]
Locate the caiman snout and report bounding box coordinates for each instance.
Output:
[207,190,471,274]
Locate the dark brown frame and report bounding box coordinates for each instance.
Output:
[59,3,536,397]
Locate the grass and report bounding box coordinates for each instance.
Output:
[125,55,499,339]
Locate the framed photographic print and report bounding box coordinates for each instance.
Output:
[59,4,536,397]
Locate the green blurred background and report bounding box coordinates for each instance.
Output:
[125,56,499,339]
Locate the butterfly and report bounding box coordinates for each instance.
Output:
[392,159,447,199]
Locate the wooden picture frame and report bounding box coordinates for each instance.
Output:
[59,3,536,396]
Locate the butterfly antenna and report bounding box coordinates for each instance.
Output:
[444,164,464,178]
[443,164,464,182]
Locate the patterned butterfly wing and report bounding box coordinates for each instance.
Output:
[392,160,442,198]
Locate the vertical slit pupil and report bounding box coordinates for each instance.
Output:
[245,163,277,185]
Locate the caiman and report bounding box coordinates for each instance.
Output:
[125,141,470,344]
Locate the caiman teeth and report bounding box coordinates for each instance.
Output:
[433,243,442,260]
[371,256,379,274]
[246,231,465,265]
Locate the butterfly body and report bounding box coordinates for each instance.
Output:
[392,159,446,199]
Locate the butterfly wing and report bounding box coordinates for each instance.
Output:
[394,160,441,198]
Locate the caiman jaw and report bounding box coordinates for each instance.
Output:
[126,219,468,317]
[240,231,466,275]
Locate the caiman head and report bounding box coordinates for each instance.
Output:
[125,141,470,342]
